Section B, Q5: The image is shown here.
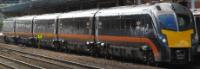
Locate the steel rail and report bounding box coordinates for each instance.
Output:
[0,62,16,69]
[20,55,73,69]
[0,44,103,69]
[0,55,45,69]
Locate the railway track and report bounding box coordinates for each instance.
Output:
[0,43,102,69]
[0,55,44,69]
[0,62,16,69]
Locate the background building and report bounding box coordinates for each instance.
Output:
[0,0,199,17]
[0,0,199,31]
[195,0,200,8]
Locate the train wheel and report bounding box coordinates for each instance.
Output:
[4,36,9,44]
[88,48,97,57]
[89,48,94,56]
[141,45,157,66]
[13,37,16,44]
[145,51,161,66]
[53,41,61,51]
[61,41,68,52]
[104,45,112,59]
[64,46,70,53]
[31,38,37,48]
[17,37,22,45]
[146,52,155,65]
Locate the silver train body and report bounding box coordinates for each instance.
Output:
[2,3,198,64]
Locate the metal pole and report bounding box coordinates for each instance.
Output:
[191,0,195,12]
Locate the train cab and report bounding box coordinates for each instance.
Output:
[153,3,198,63]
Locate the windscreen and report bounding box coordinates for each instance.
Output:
[159,3,194,31]
[159,14,177,30]
[177,14,193,30]
[172,3,194,31]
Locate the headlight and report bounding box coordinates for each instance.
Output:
[86,42,90,45]
[159,34,167,43]
[162,38,167,43]
[100,43,105,46]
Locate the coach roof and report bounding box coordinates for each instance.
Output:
[34,13,62,20]
[59,9,99,19]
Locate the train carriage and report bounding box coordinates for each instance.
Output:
[58,10,98,52]
[152,3,197,63]
[95,6,158,62]
[2,18,16,43]
[33,13,61,48]
[15,16,35,45]
[2,3,198,64]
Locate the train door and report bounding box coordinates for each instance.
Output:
[95,12,125,56]
[58,15,95,52]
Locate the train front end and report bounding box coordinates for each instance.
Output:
[156,3,198,64]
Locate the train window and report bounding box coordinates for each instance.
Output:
[75,18,89,34]
[45,20,55,33]
[3,21,15,32]
[59,18,89,34]
[171,3,194,31]
[98,14,154,37]
[98,22,102,29]
[172,3,189,14]
[122,14,154,37]
[97,14,154,37]
[35,23,44,33]
[159,14,177,30]
[34,19,55,33]
[177,14,193,30]
[72,19,79,33]
[99,16,122,36]
[59,18,73,34]
[16,20,32,32]
[86,22,90,29]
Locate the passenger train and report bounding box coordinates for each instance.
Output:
[2,3,198,64]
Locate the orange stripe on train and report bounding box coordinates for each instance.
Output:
[2,32,160,61]
[58,34,160,61]
[98,35,160,61]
